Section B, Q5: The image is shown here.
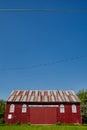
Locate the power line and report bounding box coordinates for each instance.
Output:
[0,9,87,13]
[0,56,86,71]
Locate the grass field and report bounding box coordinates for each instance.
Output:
[0,124,87,130]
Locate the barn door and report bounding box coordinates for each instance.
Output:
[30,107,57,124]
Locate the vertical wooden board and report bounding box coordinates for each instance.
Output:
[30,107,57,124]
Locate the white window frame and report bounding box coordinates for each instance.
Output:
[60,104,65,113]
[10,104,15,113]
[8,114,12,119]
[22,104,27,113]
[72,104,77,113]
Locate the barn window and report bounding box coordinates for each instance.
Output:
[10,104,15,113]
[22,104,27,113]
[8,114,12,119]
[72,104,77,113]
[60,104,65,113]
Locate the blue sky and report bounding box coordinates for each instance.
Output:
[0,0,87,100]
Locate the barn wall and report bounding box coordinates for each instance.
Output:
[5,103,82,124]
[57,104,82,124]
[5,103,30,124]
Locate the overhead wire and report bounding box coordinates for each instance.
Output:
[0,9,87,13]
[0,56,86,71]
[0,9,87,71]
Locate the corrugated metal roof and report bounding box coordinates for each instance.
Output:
[7,90,80,103]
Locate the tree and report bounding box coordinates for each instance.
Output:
[0,100,6,124]
[77,89,87,124]
[77,89,87,105]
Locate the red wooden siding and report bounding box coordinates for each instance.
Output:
[5,104,30,124]
[30,107,57,124]
[5,103,82,124]
[57,104,82,124]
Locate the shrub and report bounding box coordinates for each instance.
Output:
[56,122,61,125]
[15,122,21,125]
[0,117,5,124]
[27,122,31,125]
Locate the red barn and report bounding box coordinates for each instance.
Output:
[5,90,82,124]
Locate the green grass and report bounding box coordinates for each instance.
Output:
[0,124,87,130]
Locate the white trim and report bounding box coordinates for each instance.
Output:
[60,104,65,113]
[28,105,58,107]
[10,104,15,113]
[72,104,77,113]
[22,104,27,113]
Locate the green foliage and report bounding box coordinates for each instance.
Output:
[77,89,87,124]
[0,100,6,124]
[77,89,87,105]
[81,105,87,123]
[56,122,61,125]
[0,117,4,124]
[15,122,21,125]
[27,122,31,125]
